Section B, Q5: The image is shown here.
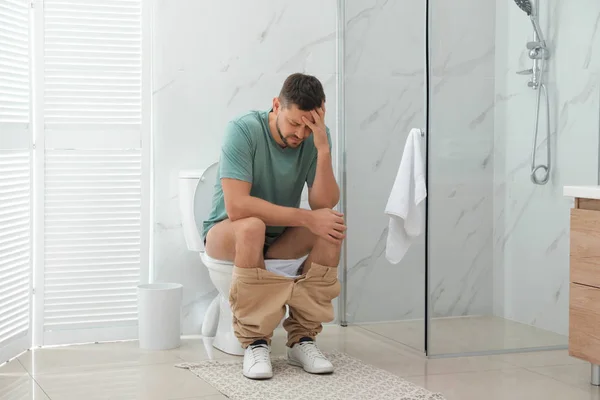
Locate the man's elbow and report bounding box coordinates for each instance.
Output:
[332,188,340,206]
[327,195,340,209]
[225,199,244,221]
[331,195,341,209]
[310,194,340,210]
[327,187,341,208]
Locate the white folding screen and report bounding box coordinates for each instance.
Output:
[0,0,150,359]
[33,0,150,346]
[0,0,33,364]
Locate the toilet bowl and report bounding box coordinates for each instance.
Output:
[197,253,239,357]
[178,163,307,358]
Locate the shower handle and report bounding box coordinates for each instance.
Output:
[523,43,549,89]
[526,41,540,50]
[527,42,549,60]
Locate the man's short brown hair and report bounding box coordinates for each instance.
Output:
[279,73,326,111]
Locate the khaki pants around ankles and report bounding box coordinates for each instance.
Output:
[229,262,341,348]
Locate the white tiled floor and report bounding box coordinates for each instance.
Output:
[358,316,568,354]
[0,325,596,400]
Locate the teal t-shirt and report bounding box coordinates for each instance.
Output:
[202,109,331,243]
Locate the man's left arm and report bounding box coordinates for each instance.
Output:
[303,107,340,210]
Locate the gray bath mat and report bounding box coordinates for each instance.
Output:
[176,351,446,400]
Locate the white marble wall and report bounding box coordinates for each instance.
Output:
[151,0,600,340]
[494,0,600,336]
[152,0,338,334]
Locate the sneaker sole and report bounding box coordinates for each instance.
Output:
[287,358,334,374]
[243,371,273,380]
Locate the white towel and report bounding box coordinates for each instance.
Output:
[384,128,427,264]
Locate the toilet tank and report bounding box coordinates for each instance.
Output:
[178,162,219,252]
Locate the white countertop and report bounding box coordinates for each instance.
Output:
[564,186,600,200]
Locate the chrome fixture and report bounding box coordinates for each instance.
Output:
[592,364,600,386]
[514,0,551,185]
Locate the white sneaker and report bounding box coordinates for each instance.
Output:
[287,339,333,374]
[243,341,273,379]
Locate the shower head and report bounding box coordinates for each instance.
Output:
[513,0,546,45]
[513,0,533,16]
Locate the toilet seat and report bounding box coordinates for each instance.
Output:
[200,252,234,271]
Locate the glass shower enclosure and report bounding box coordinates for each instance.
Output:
[339,0,598,357]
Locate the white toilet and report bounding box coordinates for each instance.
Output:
[178,162,307,358]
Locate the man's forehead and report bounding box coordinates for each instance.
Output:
[284,106,314,123]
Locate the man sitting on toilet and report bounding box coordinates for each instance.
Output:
[202,73,345,380]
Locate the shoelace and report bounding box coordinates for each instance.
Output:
[250,344,270,363]
[298,342,326,361]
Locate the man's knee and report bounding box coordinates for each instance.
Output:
[325,238,343,256]
[310,236,343,268]
[320,235,344,251]
[233,217,266,246]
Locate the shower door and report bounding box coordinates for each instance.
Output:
[425,0,600,356]
[342,0,427,353]
[426,0,506,356]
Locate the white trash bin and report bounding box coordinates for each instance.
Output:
[137,283,183,350]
